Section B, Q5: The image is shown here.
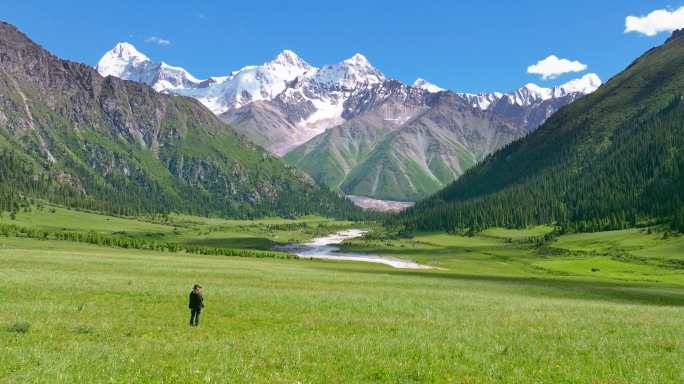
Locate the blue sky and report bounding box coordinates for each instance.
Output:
[3,1,683,92]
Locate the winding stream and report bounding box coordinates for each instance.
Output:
[279,229,431,269]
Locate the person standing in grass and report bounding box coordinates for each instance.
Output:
[188,284,204,326]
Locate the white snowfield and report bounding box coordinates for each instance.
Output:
[279,229,431,270]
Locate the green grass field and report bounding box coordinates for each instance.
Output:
[1,208,684,382]
[343,227,684,285]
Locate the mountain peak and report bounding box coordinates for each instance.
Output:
[514,83,552,103]
[277,49,299,58]
[109,42,149,62]
[96,43,202,90]
[554,73,602,96]
[267,49,312,70]
[514,74,602,104]
[344,53,370,66]
[575,72,601,83]
[666,28,684,44]
[521,82,547,93]
[96,42,151,78]
[312,53,384,89]
[412,78,445,93]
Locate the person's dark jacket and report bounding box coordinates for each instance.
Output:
[189,290,204,310]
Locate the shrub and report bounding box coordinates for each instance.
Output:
[74,325,93,334]
[7,321,31,334]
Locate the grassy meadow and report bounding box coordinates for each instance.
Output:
[343,226,684,285]
[0,206,357,250]
[1,207,684,382]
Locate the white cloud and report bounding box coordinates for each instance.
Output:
[527,55,588,80]
[625,6,684,36]
[145,36,171,46]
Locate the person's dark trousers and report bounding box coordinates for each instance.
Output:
[190,309,201,326]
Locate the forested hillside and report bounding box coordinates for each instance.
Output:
[396,30,684,233]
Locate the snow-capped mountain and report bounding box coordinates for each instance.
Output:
[96,42,150,80]
[412,78,445,93]
[415,73,601,112]
[96,44,389,152]
[460,73,602,110]
[177,50,317,114]
[96,43,601,154]
[96,43,384,118]
[96,42,202,92]
[551,73,602,96]
[313,53,385,89]
[230,52,387,153]
[454,73,602,131]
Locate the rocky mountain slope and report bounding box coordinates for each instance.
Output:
[397,30,684,232]
[0,22,362,219]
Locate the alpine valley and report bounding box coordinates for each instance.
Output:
[5,6,684,383]
[96,43,601,201]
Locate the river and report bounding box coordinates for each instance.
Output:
[278,229,431,269]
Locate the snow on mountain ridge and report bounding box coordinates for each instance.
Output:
[461,73,602,110]
[412,78,445,93]
[261,54,386,150]
[551,73,602,97]
[152,62,202,91]
[508,83,552,105]
[263,49,314,77]
[96,42,152,81]
[97,42,149,72]
[311,53,385,89]
[459,92,503,110]
[345,53,370,65]
[97,42,203,94]
[96,42,600,115]
[269,49,310,66]
[192,50,314,112]
[96,44,387,114]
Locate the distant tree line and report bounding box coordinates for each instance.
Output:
[0,222,294,259]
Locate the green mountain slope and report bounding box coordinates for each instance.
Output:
[337,125,472,201]
[0,22,362,219]
[285,84,524,201]
[397,31,684,232]
[284,117,391,192]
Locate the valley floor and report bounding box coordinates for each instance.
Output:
[1,207,683,382]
